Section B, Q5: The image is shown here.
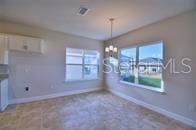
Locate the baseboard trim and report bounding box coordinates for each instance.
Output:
[108,89,196,128]
[9,87,103,105]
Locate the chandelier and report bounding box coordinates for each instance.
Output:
[105,18,117,57]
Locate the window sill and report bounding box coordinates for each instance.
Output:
[64,78,99,82]
[119,80,165,94]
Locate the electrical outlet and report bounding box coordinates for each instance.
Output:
[25,86,30,91]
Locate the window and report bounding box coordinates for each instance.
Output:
[119,48,136,83]
[65,48,99,81]
[119,41,164,92]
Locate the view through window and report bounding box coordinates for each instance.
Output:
[119,41,164,92]
[66,48,99,81]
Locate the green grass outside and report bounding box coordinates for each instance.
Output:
[121,74,162,88]
[122,75,135,83]
[138,76,161,88]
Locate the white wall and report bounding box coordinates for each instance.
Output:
[0,22,104,101]
[105,10,196,122]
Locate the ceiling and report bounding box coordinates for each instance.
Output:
[0,0,195,40]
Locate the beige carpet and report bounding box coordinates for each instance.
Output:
[0,91,194,130]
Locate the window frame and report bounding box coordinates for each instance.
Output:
[119,41,164,93]
[65,48,100,82]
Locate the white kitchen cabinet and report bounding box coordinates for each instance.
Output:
[26,37,44,53]
[0,34,8,64]
[8,35,44,54]
[0,79,8,111]
[8,35,26,52]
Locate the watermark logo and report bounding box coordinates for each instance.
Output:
[102,57,191,74]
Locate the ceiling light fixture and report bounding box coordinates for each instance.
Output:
[105,18,117,57]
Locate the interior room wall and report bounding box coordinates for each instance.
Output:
[0,21,104,102]
[104,10,196,123]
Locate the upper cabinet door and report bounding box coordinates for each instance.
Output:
[26,37,44,53]
[0,34,8,51]
[8,35,27,52]
[0,34,8,64]
[8,35,44,54]
[0,35,6,52]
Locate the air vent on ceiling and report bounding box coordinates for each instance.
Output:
[77,7,90,16]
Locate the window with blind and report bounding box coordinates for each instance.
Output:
[65,48,99,81]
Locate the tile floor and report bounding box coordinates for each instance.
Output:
[0,91,195,130]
